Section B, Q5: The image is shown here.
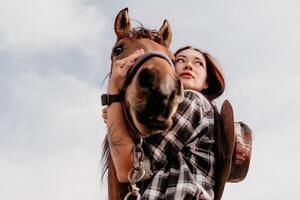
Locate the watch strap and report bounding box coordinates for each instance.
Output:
[101,93,123,106]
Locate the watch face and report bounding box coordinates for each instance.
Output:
[101,94,109,106]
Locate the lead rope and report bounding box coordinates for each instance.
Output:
[124,139,145,200]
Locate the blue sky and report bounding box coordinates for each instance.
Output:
[1,0,300,199]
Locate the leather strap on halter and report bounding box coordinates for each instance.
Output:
[122,99,145,144]
[123,51,175,89]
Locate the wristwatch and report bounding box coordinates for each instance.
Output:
[101,93,123,106]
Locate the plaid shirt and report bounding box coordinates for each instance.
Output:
[138,90,216,200]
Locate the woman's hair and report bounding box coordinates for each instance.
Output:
[174,46,225,100]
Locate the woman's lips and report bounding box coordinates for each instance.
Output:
[180,72,194,79]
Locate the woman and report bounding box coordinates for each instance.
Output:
[174,46,224,100]
[103,46,225,199]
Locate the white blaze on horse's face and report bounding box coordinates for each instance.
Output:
[112,8,183,136]
[161,75,175,97]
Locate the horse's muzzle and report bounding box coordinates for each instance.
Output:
[135,111,170,131]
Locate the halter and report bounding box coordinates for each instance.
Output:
[123,51,175,89]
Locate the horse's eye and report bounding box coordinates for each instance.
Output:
[113,45,124,56]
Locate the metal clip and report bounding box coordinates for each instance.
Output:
[133,146,144,169]
[124,138,145,200]
[128,168,146,183]
[124,183,141,200]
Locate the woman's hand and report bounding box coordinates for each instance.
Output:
[102,106,107,124]
[108,49,144,94]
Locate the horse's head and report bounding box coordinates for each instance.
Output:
[111,8,183,136]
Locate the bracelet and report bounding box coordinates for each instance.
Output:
[101,93,123,106]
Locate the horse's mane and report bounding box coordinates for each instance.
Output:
[101,135,109,180]
[113,19,163,44]
[129,26,162,44]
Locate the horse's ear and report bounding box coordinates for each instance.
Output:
[158,20,172,48]
[114,8,131,39]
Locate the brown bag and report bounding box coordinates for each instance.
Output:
[214,100,253,200]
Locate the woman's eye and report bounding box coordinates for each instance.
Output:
[113,45,124,56]
[175,58,184,63]
[195,61,203,67]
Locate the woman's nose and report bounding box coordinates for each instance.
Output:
[184,62,193,70]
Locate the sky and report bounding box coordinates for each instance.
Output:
[0,0,299,199]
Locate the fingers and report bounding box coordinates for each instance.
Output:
[108,49,145,92]
[113,49,145,77]
[126,49,144,65]
[114,49,144,69]
[102,107,107,124]
[114,58,127,68]
[118,49,145,69]
[119,50,145,76]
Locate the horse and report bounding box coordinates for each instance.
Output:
[102,8,183,200]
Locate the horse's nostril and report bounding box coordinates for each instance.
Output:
[175,78,183,98]
[170,91,176,100]
[138,68,155,88]
[176,78,182,92]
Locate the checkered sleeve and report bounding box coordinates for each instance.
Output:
[140,90,216,200]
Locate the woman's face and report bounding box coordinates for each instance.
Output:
[175,48,208,91]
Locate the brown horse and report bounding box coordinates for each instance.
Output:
[102,8,183,200]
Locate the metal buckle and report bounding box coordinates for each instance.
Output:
[101,94,109,106]
[124,139,145,200]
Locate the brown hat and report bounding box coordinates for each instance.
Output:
[174,46,225,100]
[228,122,253,182]
[214,100,253,200]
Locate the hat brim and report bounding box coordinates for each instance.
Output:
[214,100,235,200]
[228,122,253,182]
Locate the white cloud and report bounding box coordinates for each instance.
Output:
[0,71,107,199]
[0,0,106,53]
